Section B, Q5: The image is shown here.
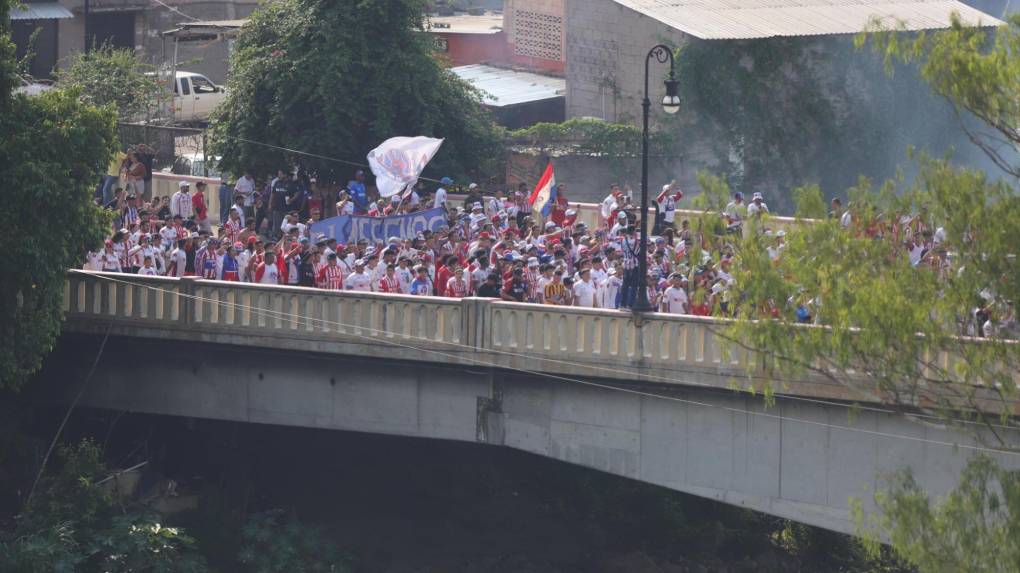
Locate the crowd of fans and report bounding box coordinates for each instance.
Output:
[85,165,1016,338]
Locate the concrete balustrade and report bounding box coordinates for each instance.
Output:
[64,270,873,402]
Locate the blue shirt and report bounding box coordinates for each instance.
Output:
[410,278,431,296]
[348,180,368,212]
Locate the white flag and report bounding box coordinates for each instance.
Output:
[367,136,444,198]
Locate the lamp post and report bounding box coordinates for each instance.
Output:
[632,44,681,314]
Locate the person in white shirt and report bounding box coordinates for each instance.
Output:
[258,252,280,284]
[656,182,682,231]
[746,192,769,218]
[589,256,608,285]
[234,172,256,211]
[346,260,374,292]
[660,273,689,314]
[137,256,159,276]
[395,258,414,293]
[487,191,505,217]
[168,240,187,277]
[599,267,624,309]
[170,181,193,219]
[434,177,451,209]
[280,213,307,237]
[573,268,599,308]
[600,185,622,222]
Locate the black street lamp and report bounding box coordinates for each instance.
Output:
[632,44,680,314]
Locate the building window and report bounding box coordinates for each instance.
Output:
[512,10,563,62]
[434,37,449,52]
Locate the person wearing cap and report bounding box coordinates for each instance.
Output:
[768,230,786,262]
[432,177,452,210]
[609,211,629,239]
[192,181,210,232]
[345,259,373,292]
[170,181,194,220]
[661,273,688,314]
[598,264,624,309]
[747,191,769,219]
[523,257,543,303]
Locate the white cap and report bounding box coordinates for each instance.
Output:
[472,202,483,210]
[617,212,627,220]
[752,192,763,200]
[777,230,786,237]
[565,209,576,216]
[545,221,556,229]
[178,181,190,189]
[354,259,365,266]
[469,183,478,189]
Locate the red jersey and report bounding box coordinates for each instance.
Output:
[379,276,401,294]
[445,277,468,298]
[317,265,344,290]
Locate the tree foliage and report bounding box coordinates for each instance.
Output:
[56,44,162,122]
[0,440,211,573]
[856,455,1020,573]
[859,13,1020,178]
[0,4,118,390]
[237,509,348,573]
[210,0,504,182]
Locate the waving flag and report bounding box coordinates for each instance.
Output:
[527,162,557,218]
[367,136,444,198]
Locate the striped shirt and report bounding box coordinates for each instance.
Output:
[317,265,344,290]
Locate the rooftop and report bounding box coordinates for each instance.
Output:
[452,64,565,107]
[614,0,1004,40]
[428,12,505,35]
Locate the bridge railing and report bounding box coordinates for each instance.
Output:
[63,270,873,400]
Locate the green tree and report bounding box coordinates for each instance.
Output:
[210,0,504,182]
[237,509,348,573]
[0,0,118,391]
[706,13,1020,573]
[56,44,162,122]
[856,455,1020,573]
[0,440,210,573]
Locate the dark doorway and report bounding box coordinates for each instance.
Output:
[12,19,59,79]
[88,11,135,50]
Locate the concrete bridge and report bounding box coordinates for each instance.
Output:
[38,270,1020,535]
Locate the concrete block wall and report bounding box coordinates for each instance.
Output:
[565,0,686,125]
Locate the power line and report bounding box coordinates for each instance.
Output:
[150,0,201,22]
[82,270,1018,432]
[76,272,1020,456]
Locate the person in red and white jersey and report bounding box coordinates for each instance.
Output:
[255,252,280,284]
[223,208,243,245]
[378,264,402,294]
[445,263,469,298]
[345,259,373,292]
[316,253,344,290]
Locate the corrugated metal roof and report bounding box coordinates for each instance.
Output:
[10,2,74,20]
[613,0,1004,40]
[452,64,565,107]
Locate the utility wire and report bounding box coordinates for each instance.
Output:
[25,323,112,509]
[81,269,1020,430]
[77,272,1020,456]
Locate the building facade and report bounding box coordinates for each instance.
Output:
[12,0,256,83]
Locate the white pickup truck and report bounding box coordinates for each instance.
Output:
[170,71,227,123]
